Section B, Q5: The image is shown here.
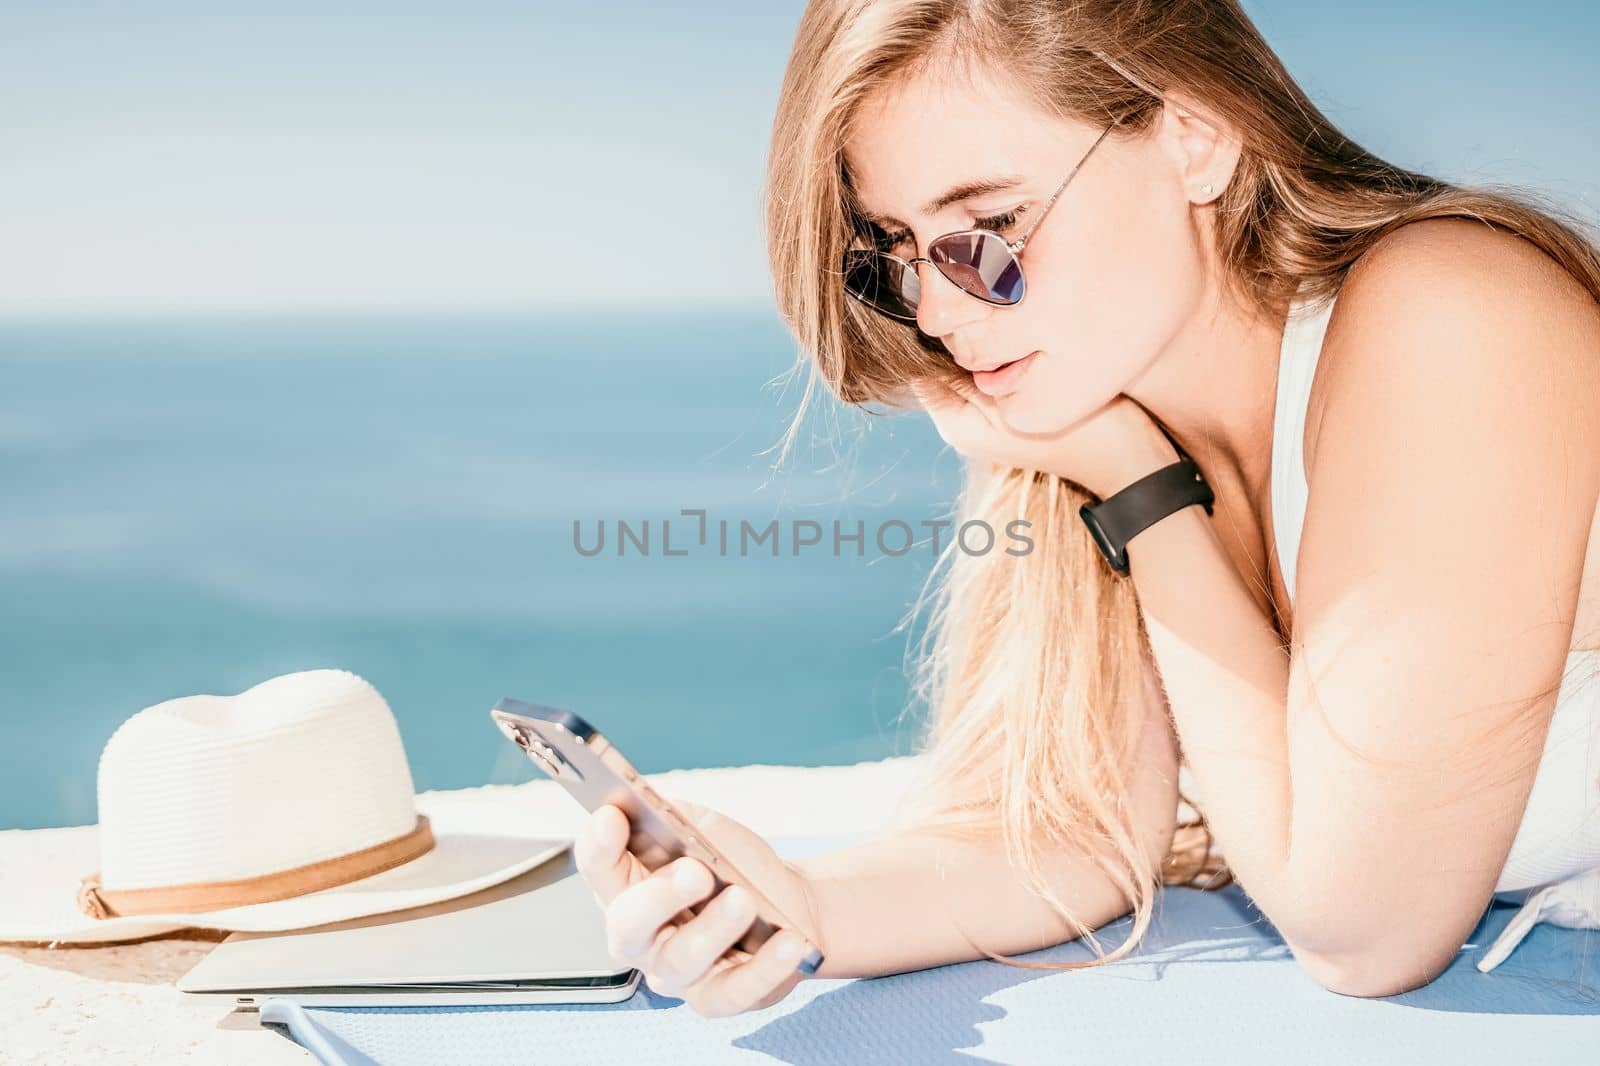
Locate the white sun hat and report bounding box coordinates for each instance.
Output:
[0,668,567,946]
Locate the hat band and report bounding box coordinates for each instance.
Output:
[75,813,436,920]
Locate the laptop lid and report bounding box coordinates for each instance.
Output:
[178,846,629,994]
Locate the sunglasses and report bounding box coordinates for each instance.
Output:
[843,123,1114,323]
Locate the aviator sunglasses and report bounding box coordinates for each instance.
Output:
[843,123,1114,322]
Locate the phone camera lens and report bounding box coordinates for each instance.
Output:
[526,736,584,783]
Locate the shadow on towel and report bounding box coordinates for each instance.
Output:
[1391,899,1600,1015]
[718,886,1597,1064]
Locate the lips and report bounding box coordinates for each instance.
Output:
[957,349,1033,373]
[970,351,1039,397]
[958,355,1022,374]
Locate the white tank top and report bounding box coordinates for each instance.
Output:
[1272,291,1600,971]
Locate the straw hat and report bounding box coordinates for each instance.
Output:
[0,668,566,946]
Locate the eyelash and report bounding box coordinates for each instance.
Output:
[872,207,1025,252]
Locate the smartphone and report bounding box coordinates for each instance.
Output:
[489,698,824,975]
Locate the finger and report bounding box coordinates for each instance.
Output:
[606,856,715,963]
[875,381,925,410]
[574,804,634,905]
[960,387,1003,429]
[644,924,749,1001]
[907,376,965,411]
[641,883,760,998]
[639,924,684,997]
[688,929,816,1019]
[909,380,945,409]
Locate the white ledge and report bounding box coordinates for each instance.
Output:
[0,756,925,1065]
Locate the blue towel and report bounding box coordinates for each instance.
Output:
[261,833,1600,1065]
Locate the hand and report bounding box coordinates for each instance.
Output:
[912,380,1177,500]
[573,798,824,1017]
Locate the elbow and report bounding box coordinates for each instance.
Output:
[1272,890,1476,998]
[1291,944,1456,999]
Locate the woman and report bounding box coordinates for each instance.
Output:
[575,0,1600,1016]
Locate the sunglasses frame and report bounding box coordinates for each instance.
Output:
[845,122,1116,322]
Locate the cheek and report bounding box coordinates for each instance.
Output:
[999,168,1206,433]
[996,355,1113,434]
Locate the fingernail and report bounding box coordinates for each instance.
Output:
[673,859,700,892]
[775,934,805,962]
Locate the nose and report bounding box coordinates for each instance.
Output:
[912,259,990,339]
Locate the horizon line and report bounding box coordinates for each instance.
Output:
[0,301,783,324]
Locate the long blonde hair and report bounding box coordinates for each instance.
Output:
[761,0,1600,970]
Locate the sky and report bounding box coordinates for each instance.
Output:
[1,0,1595,316]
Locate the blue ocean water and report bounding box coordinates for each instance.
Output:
[0,310,966,830]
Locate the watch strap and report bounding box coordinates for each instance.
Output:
[1078,426,1214,573]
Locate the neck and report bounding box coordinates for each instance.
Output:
[1123,274,1290,506]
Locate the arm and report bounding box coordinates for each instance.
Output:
[1107,221,1600,996]
[792,659,1181,979]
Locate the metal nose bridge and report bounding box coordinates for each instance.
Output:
[900,254,985,293]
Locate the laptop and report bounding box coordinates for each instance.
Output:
[178,844,640,1008]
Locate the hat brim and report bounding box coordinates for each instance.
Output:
[0,797,570,946]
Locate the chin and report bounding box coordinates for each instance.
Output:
[994,392,1079,436]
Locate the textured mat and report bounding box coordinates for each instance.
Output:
[261,833,1600,1065]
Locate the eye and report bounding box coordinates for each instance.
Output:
[872,207,1028,253]
[972,207,1024,234]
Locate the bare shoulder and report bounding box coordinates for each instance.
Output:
[1343,215,1597,312]
[1305,216,1600,476]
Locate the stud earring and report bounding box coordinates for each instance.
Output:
[1200,183,1214,197]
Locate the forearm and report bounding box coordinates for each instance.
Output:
[1126,505,1295,901]
[1094,427,1367,957]
[789,825,1140,979]
[791,671,1181,980]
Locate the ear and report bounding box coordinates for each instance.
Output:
[1153,90,1243,206]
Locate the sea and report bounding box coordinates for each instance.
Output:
[0,309,968,831]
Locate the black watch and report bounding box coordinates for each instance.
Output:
[1078,424,1214,574]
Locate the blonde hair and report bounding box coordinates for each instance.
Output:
[761,0,1600,970]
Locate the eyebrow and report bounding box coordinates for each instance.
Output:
[858,175,1028,225]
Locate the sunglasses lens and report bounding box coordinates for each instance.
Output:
[844,250,921,320]
[930,232,1024,304]
[842,231,1023,322]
